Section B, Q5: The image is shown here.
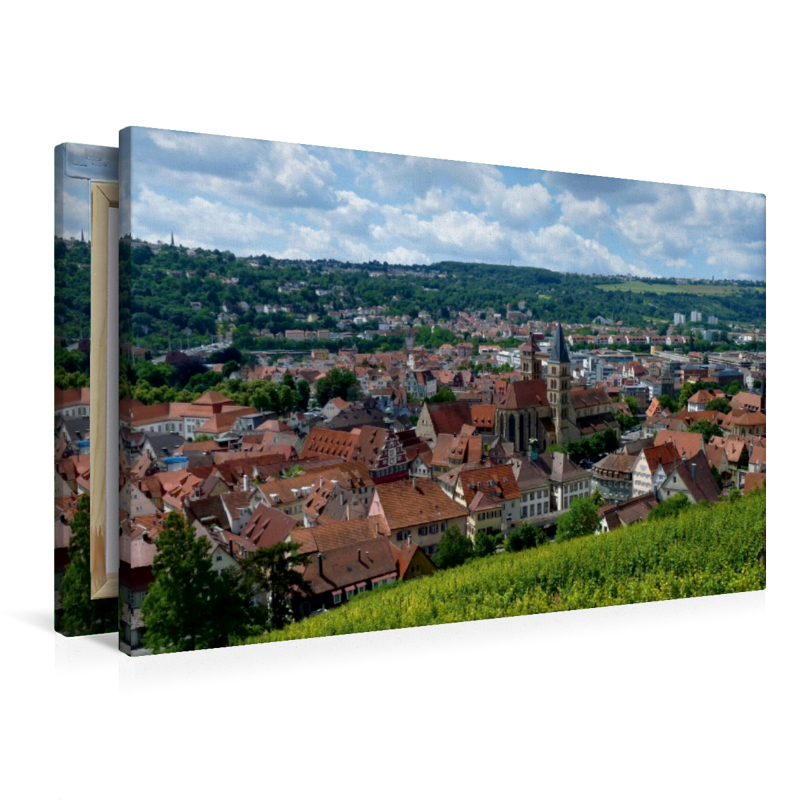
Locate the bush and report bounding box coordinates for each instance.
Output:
[555,498,600,543]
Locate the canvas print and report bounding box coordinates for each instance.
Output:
[118,126,766,655]
[54,143,119,634]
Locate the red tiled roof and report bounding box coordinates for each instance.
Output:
[301,537,399,595]
[373,478,467,531]
[496,379,549,411]
[240,502,298,549]
[654,431,704,460]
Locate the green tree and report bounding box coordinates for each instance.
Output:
[315,367,358,407]
[554,497,600,543]
[239,542,312,631]
[648,493,690,521]
[506,522,548,552]
[474,530,500,557]
[433,525,474,569]
[296,379,311,411]
[710,464,723,489]
[429,386,457,404]
[727,381,742,396]
[687,419,723,444]
[614,412,638,433]
[141,512,253,652]
[58,495,117,636]
[706,397,731,414]
[624,395,639,415]
[658,394,679,413]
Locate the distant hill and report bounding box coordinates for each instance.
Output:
[117,244,767,354]
[248,488,765,645]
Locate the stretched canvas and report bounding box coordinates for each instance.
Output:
[116,126,766,655]
[54,143,119,634]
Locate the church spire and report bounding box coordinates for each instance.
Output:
[549,322,570,364]
[80,228,84,243]
[170,231,175,247]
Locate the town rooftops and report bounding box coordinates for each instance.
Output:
[239,502,298,549]
[654,430,705,460]
[495,379,549,411]
[301,536,399,596]
[290,516,381,555]
[599,493,659,530]
[459,464,521,508]
[373,478,467,532]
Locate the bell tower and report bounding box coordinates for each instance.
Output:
[519,335,541,380]
[547,323,573,444]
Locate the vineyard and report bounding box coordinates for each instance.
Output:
[247,488,766,645]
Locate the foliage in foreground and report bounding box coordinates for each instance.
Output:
[141,513,257,653]
[246,487,765,645]
[58,494,117,636]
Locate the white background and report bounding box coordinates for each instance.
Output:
[1,2,796,798]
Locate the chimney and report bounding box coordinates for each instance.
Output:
[243,474,249,492]
[691,463,696,483]
[357,548,361,563]
[412,476,417,491]
[317,553,323,575]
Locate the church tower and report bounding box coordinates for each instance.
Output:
[547,323,573,444]
[519,334,542,380]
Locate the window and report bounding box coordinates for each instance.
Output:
[429,523,438,534]
[333,593,342,605]
[215,555,222,562]
[419,526,428,536]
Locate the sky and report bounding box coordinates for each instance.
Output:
[125,127,766,281]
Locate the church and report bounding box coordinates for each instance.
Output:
[494,323,619,452]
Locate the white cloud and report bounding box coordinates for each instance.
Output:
[512,224,656,277]
[139,131,339,211]
[133,186,282,252]
[557,190,612,229]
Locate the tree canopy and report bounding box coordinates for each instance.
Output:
[433,525,474,569]
[314,367,359,407]
[554,497,600,543]
[141,513,255,652]
[239,542,312,631]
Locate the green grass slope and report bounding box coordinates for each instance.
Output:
[247,489,766,645]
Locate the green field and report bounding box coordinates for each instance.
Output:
[596,281,765,296]
[247,489,766,645]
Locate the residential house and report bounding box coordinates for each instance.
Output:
[654,452,721,505]
[453,464,522,540]
[369,477,468,556]
[653,430,705,461]
[598,493,659,532]
[631,441,682,496]
[591,451,638,502]
[534,451,592,511]
[294,537,403,618]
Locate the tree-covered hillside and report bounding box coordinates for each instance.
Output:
[63,238,767,354]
